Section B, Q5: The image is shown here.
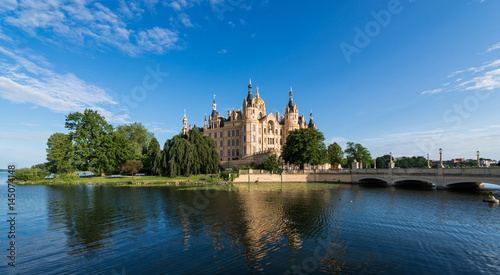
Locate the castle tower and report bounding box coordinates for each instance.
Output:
[204,115,208,130]
[284,86,299,139]
[210,95,218,129]
[243,79,259,155]
[308,110,317,129]
[182,110,188,135]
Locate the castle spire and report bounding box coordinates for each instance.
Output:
[182,109,188,134]
[212,94,217,111]
[288,86,295,110]
[256,87,260,98]
[247,79,254,102]
[308,110,316,129]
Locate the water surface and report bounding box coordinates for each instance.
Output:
[0,172,499,274]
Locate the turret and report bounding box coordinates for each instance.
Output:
[247,79,254,103]
[182,110,188,135]
[308,110,316,129]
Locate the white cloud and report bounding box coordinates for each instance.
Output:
[326,137,348,145]
[0,47,128,123]
[218,49,227,54]
[421,88,442,95]
[481,42,500,54]
[136,27,179,54]
[178,13,194,27]
[422,59,500,95]
[0,0,179,56]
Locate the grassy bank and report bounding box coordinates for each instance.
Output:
[13,175,222,186]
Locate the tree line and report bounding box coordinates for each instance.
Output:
[265,128,445,171]
[41,109,219,178]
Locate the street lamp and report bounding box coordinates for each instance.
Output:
[439,148,444,168]
[477,150,481,167]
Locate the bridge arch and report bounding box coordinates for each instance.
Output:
[358,177,390,186]
[393,178,436,188]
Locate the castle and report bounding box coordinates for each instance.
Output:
[182,80,317,168]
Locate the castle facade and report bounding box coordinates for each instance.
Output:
[182,80,317,168]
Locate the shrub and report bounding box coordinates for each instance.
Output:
[61,172,80,181]
[15,168,46,181]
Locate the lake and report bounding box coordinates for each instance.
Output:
[0,172,499,274]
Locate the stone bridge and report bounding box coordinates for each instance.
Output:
[235,168,500,189]
[353,167,500,188]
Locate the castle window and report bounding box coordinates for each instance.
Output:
[259,138,261,144]
[236,130,239,136]
[220,132,223,137]
[220,141,223,147]
[236,149,239,156]
[252,147,255,154]
[228,140,231,146]
[232,130,235,136]
[236,139,239,145]
[244,147,247,154]
[228,150,231,156]
[259,128,261,134]
[228,131,230,137]
[232,149,235,156]
[244,136,246,143]
[244,126,246,132]
[209,133,211,138]
[220,150,223,156]
[264,128,266,134]
[214,133,217,138]
[252,135,255,142]
[232,139,235,146]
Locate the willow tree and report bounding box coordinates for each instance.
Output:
[153,128,219,177]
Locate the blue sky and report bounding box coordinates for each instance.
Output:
[1,0,500,168]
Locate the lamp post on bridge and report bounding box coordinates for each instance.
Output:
[389,152,395,169]
[439,148,444,168]
[427,154,430,168]
[477,151,481,167]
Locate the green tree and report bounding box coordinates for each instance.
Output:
[65,109,113,171]
[152,129,219,177]
[345,142,372,168]
[116,122,154,157]
[263,153,281,173]
[147,137,161,155]
[143,137,161,175]
[376,154,392,168]
[327,142,345,168]
[395,156,427,168]
[46,133,75,173]
[281,128,328,169]
[89,131,135,175]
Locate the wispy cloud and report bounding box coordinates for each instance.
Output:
[0,46,128,123]
[421,59,500,95]
[480,42,500,54]
[421,88,442,95]
[178,13,194,27]
[218,49,227,54]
